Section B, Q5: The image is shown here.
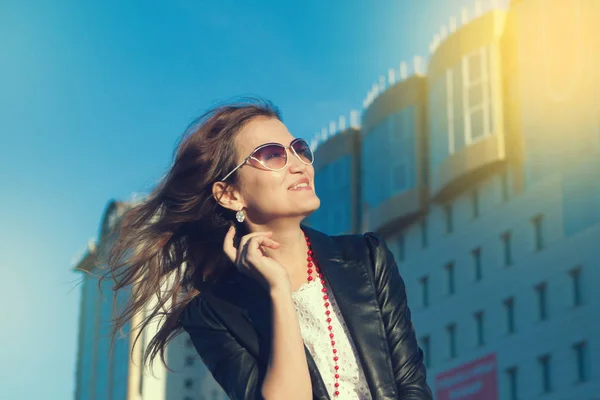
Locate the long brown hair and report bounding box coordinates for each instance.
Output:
[104,98,281,368]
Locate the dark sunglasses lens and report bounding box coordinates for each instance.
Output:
[252,144,287,169]
[292,139,314,164]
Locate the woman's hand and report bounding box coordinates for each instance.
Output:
[223,225,291,292]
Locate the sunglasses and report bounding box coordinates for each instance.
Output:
[220,138,314,181]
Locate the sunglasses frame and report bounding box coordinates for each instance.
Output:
[220,138,314,182]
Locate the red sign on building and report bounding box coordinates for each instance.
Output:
[435,353,497,400]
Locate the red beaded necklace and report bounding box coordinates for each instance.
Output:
[304,232,340,397]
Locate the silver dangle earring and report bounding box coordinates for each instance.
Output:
[235,209,245,223]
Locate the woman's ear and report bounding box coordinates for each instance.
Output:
[212,181,244,212]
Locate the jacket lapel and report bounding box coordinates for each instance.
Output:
[303,226,396,399]
[212,264,331,399]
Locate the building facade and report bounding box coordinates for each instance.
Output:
[305,127,362,235]
[73,201,133,400]
[306,0,600,399]
[73,200,228,400]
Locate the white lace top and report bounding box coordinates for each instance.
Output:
[292,279,372,399]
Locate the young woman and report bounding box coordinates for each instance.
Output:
[108,99,432,400]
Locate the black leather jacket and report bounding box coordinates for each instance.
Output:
[180,226,433,399]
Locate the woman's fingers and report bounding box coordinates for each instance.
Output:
[248,236,281,254]
[238,231,273,249]
[222,225,241,262]
[223,227,280,264]
[242,235,280,263]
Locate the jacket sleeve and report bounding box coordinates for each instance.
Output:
[179,296,265,400]
[364,232,433,399]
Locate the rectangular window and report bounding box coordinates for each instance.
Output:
[447,323,457,359]
[472,247,482,281]
[444,204,453,234]
[505,366,518,400]
[570,267,582,306]
[471,189,480,218]
[504,297,515,334]
[501,170,509,202]
[535,283,548,321]
[397,234,405,262]
[463,47,491,144]
[184,355,195,367]
[420,218,428,248]
[421,336,431,368]
[501,231,513,266]
[420,276,429,307]
[474,311,484,347]
[532,214,544,251]
[446,69,455,154]
[538,354,552,393]
[573,341,588,383]
[184,378,194,389]
[446,262,455,295]
[391,160,407,193]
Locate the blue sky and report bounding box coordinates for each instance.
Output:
[1,0,479,398]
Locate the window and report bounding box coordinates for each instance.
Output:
[421,336,431,368]
[184,379,194,389]
[573,341,588,383]
[185,355,195,367]
[532,214,544,251]
[472,247,482,281]
[535,283,548,321]
[569,267,582,306]
[138,330,147,395]
[471,189,479,218]
[504,297,515,334]
[501,170,509,202]
[538,354,552,393]
[445,262,455,295]
[420,218,428,248]
[501,231,513,266]
[505,366,518,400]
[391,160,407,192]
[397,234,405,262]
[446,323,457,359]
[474,311,484,347]
[420,276,429,307]
[185,338,193,348]
[446,69,456,154]
[444,204,453,234]
[463,47,492,144]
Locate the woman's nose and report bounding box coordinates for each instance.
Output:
[288,149,307,172]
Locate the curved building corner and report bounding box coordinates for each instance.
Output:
[361,75,429,236]
[427,9,510,203]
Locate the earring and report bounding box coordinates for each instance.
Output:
[235,210,245,223]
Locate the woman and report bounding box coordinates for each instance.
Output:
[107,99,432,400]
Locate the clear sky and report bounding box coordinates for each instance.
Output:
[1,0,482,398]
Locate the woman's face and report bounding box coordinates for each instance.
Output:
[232,117,320,224]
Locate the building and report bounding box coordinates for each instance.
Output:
[305,125,362,235]
[73,201,133,400]
[306,0,600,399]
[72,200,228,400]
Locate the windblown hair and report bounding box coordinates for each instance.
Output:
[104,98,281,368]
